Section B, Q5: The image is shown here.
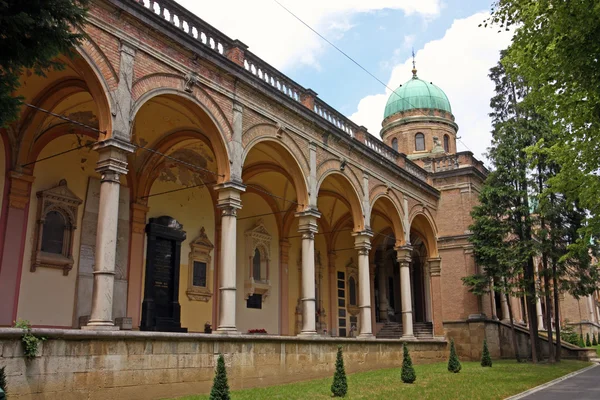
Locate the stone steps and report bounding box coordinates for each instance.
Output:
[376,322,433,339]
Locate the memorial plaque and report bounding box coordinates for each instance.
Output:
[140,216,187,332]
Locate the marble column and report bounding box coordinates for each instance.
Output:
[396,246,414,339]
[428,257,444,336]
[490,278,498,320]
[84,139,134,330]
[354,231,373,338]
[377,260,389,322]
[536,295,545,330]
[214,182,244,333]
[587,296,596,323]
[297,209,320,335]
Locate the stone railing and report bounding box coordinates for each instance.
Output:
[313,98,357,137]
[137,0,230,56]
[433,155,459,172]
[243,52,303,102]
[131,0,431,183]
[365,136,397,163]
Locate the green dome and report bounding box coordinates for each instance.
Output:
[384,76,452,119]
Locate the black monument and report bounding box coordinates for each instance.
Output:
[140,216,187,332]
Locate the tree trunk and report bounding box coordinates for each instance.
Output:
[525,257,540,362]
[552,260,561,362]
[506,292,521,362]
[542,253,555,363]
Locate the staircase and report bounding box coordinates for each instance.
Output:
[376,321,434,339]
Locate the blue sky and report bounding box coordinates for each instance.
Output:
[179,0,513,161]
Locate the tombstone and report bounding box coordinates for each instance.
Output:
[140,216,187,332]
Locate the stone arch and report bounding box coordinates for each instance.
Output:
[370,193,405,246]
[131,81,233,143]
[409,212,438,258]
[130,92,232,182]
[135,128,227,200]
[242,132,310,210]
[316,158,364,199]
[316,170,364,232]
[16,50,112,167]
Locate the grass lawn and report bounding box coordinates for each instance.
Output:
[175,359,590,400]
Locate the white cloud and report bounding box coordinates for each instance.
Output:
[177,0,442,70]
[349,12,513,162]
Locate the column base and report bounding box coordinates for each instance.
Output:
[298,331,318,337]
[214,327,240,335]
[357,333,373,339]
[401,334,416,340]
[82,324,120,331]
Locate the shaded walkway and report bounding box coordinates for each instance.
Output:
[520,364,599,400]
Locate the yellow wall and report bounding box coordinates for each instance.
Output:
[18,135,100,326]
[145,178,215,332]
[236,192,280,334]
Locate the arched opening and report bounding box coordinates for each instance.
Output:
[242,136,309,335]
[391,138,398,152]
[415,132,425,151]
[443,134,450,153]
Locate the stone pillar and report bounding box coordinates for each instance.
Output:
[587,296,596,323]
[377,259,389,323]
[423,262,433,322]
[353,231,373,338]
[328,251,337,334]
[490,278,498,320]
[0,171,35,326]
[214,182,244,333]
[428,257,444,337]
[500,288,510,322]
[536,295,545,330]
[279,239,291,335]
[370,263,377,334]
[127,201,149,329]
[225,39,248,67]
[296,209,320,335]
[84,139,134,330]
[396,246,414,338]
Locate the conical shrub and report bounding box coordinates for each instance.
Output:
[401,342,416,383]
[593,333,598,346]
[331,345,348,397]
[0,366,7,397]
[579,333,585,347]
[481,339,492,367]
[586,333,592,347]
[447,339,461,373]
[209,354,230,400]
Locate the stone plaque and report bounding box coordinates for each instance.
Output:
[140,216,187,332]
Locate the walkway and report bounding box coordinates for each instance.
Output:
[520,364,600,400]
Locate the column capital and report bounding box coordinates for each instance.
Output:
[215,181,245,213]
[353,230,373,253]
[296,208,320,235]
[428,257,442,276]
[8,171,35,210]
[94,138,135,178]
[395,245,413,265]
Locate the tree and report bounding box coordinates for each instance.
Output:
[586,333,592,347]
[481,339,492,367]
[485,0,600,278]
[209,354,230,400]
[578,334,585,348]
[401,343,416,384]
[331,345,348,397]
[593,333,598,347]
[0,366,7,398]
[447,339,461,373]
[0,0,90,127]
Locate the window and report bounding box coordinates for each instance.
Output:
[391,138,398,152]
[444,134,450,153]
[244,220,272,302]
[31,180,82,276]
[192,261,207,287]
[348,276,357,306]
[186,227,214,302]
[253,248,261,280]
[41,211,66,254]
[415,133,425,151]
[247,293,262,309]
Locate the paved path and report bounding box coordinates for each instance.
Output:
[521,364,600,400]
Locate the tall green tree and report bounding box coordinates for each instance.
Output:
[209,354,230,400]
[0,0,90,127]
[486,0,600,266]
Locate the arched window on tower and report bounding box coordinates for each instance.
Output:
[444,134,450,153]
[391,138,398,152]
[253,248,261,281]
[415,132,425,151]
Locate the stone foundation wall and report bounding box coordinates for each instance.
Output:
[445,319,595,362]
[0,328,447,400]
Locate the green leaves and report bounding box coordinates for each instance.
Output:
[0,0,90,127]
[331,345,348,397]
